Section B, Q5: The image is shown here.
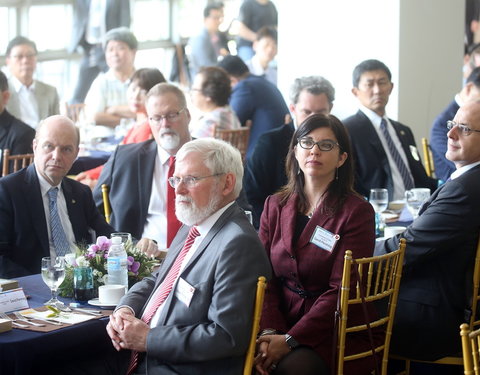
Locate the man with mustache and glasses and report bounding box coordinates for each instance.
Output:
[343,59,437,201]
[94,83,192,256]
[106,138,271,375]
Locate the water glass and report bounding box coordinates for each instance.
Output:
[41,256,66,306]
[405,188,431,219]
[74,266,94,302]
[369,188,389,213]
[111,232,132,245]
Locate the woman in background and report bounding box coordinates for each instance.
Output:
[76,68,166,188]
[255,114,376,375]
[189,66,240,138]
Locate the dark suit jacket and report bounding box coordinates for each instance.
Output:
[230,74,289,158]
[343,111,437,199]
[259,192,377,372]
[69,0,131,53]
[119,203,272,375]
[0,164,113,278]
[93,140,157,240]
[243,122,294,228]
[0,110,35,172]
[429,99,458,182]
[375,164,480,360]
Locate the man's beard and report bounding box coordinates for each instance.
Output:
[175,184,222,226]
[159,129,180,151]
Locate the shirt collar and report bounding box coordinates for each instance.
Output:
[34,163,62,196]
[359,104,386,128]
[157,144,173,166]
[451,160,480,180]
[196,201,235,237]
[10,75,35,92]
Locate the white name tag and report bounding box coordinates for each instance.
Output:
[310,226,340,252]
[175,278,195,307]
[0,288,29,313]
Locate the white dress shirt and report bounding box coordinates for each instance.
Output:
[360,105,414,201]
[9,76,39,128]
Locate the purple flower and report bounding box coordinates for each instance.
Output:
[127,256,140,274]
[96,236,111,251]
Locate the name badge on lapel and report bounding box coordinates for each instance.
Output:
[175,277,195,307]
[310,226,340,252]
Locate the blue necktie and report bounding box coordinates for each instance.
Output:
[380,119,414,190]
[48,188,70,256]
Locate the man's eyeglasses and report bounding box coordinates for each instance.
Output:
[10,53,36,60]
[297,137,339,151]
[446,120,480,136]
[168,173,224,189]
[149,108,186,124]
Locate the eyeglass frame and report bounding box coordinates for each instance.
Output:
[168,173,225,189]
[149,107,186,124]
[9,53,37,60]
[297,137,340,151]
[446,120,480,136]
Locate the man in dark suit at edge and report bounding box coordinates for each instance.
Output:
[375,99,480,360]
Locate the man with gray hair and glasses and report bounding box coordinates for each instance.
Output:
[94,83,192,256]
[105,138,271,375]
[243,75,335,228]
[375,100,480,361]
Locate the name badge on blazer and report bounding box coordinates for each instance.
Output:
[175,277,195,307]
[310,226,340,252]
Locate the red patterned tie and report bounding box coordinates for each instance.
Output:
[166,156,182,247]
[126,226,200,375]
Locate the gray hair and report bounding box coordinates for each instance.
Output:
[147,82,187,108]
[103,27,138,50]
[176,138,243,197]
[290,76,335,105]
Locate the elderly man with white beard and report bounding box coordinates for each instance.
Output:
[94,83,192,256]
[105,138,271,375]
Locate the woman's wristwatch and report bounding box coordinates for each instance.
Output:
[285,334,299,350]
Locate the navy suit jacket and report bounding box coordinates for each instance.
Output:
[0,164,113,278]
[375,164,480,360]
[93,140,157,240]
[429,99,458,181]
[243,122,294,228]
[230,74,289,158]
[343,111,437,199]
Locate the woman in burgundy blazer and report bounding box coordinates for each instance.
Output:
[255,114,376,375]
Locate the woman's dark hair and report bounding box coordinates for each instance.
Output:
[197,66,231,107]
[277,113,355,215]
[131,68,166,92]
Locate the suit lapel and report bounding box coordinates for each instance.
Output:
[137,140,157,219]
[24,165,50,255]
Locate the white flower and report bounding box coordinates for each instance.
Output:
[76,256,88,267]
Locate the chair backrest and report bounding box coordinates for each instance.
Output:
[421,137,435,178]
[64,102,86,124]
[101,184,112,224]
[336,238,406,375]
[469,236,480,330]
[461,322,480,375]
[213,120,252,162]
[2,149,34,177]
[243,276,267,375]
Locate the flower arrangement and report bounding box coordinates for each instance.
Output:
[59,236,156,298]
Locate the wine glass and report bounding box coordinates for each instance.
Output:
[405,188,431,220]
[41,256,66,306]
[369,188,389,213]
[369,188,388,237]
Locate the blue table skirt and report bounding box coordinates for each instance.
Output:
[0,274,112,375]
